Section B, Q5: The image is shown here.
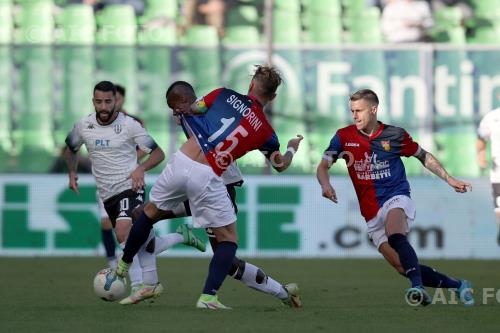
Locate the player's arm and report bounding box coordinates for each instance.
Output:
[476,114,490,170]
[64,124,84,194]
[316,132,343,203]
[63,146,80,195]
[414,148,471,193]
[316,158,338,203]
[129,121,165,190]
[263,134,303,172]
[476,138,488,170]
[176,88,223,115]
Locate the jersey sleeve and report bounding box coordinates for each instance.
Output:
[399,130,421,157]
[323,132,343,162]
[259,132,280,158]
[65,121,84,152]
[195,88,224,112]
[478,113,491,140]
[129,119,158,153]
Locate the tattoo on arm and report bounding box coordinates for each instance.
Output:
[416,148,449,181]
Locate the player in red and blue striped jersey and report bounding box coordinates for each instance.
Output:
[116,65,303,309]
[317,89,474,306]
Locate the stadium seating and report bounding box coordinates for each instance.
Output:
[0,0,12,44]
[17,0,55,44]
[272,0,301,44]
[183,25,221,94]
[14,45,56,172]
[223,25,260,44]
[434,126,480,177]
[432,6,465,44]
[226,4,260,28]
[346,7,383,43]
[0,46,12,172]
[58,4,95,44]
[96,4,137,45]
[140,0,178,24]
[303,0,342,44]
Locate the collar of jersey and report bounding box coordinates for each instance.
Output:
[95,111,120,126]
[357,121,384,140]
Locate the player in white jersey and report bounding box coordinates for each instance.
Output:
[477,97,500,245]
[64,81,206,305]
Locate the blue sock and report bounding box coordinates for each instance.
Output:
[388,233,423,288]
[101,229,116,259]
[419,265,461,289]
[202,241,237,295]
[121,212,154,264]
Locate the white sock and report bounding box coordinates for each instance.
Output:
[128,255,143,287]
[154,233,184,255]
[240,262,288,300]
[138,230,158,285]
[120,242,142,287]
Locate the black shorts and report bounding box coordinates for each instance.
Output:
[205,183,240,238]
[103,188,145,227]
[493,183,500,210]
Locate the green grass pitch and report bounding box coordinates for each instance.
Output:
[0,258,498,332]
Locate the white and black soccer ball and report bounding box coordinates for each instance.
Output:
[93,268,127,301]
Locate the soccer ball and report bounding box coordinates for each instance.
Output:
[93,268,127,301]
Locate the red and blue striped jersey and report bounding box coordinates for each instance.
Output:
[182,87,280,176]
[324,122,420,221]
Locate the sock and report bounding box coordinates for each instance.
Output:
[154,234,184,255]
[388,233,423,288]
[202,241,237,295]
[122,212,154,264]
[138,230,158,285]
[128,255,143,287]
[419,265,461,289]
[120,242,142,287]
[101,229,116,259]
[239,262,288,300]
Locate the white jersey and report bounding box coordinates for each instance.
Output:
[66,112,157,200]
[478,108,500,183]
[221,162,243,186]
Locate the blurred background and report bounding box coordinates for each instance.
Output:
[0,0,499,259]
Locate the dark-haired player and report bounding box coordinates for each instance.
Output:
[116,66,304,309]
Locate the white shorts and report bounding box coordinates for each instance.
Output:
[96,192,109,219]
[366,195,416,249]
[149,151,236,229]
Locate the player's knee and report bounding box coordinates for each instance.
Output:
[131,204,144,221]
[228,257,245,280]
[255,268,268,285]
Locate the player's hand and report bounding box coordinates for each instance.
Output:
[287,135,304,151]
[321,183,338,203]
[129,166,145,191]
[68,172,79,195]
[447,176,472,193]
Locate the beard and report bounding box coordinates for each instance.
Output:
[96,110,114,124]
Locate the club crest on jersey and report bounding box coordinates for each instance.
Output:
[114,124,122,134]
[87,123,94,129]
[381,140,391,151]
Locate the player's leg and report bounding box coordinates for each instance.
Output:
[145,201,205,254]
[493,183,500,245]
[114,218,143,290]
[227,257,302,307]
[101,217,117,268]
[378,243,473,305]
[197,222,237,309]
[97,195,117,268]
